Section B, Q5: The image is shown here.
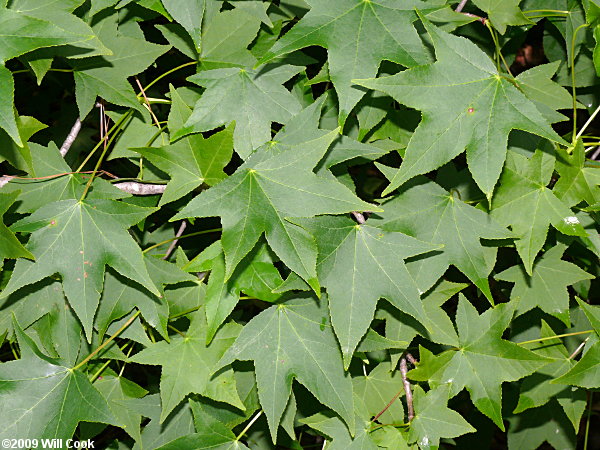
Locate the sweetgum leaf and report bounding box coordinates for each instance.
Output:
[290,215,440,367]
[409,296,549,430]
[496,244,593,325]
[161,0,206,50]
[257,0,444,126]
[0,191,33,262]
[131,311,244,422]
[0,318,119,441]
[217,295,354,442]
[372,174,513,301]
[554,140,600,207]
[491,151,587,274]
[172,65,303,158]
[470,0,532,34]
[173,124,376,292]
[354,15,566,198]
[1,199,159,341]
[0,66,20,146]
[407,385,476,449]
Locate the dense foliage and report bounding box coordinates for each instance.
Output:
[1,0,600,448]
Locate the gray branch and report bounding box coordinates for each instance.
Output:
[60,118,82,156]
[400,355,415,421]
[163,220,187,260]
[113,182,166,195]
[455,0,468,12]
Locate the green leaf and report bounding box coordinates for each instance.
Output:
[354,15,566,198]
[0,319,118,441]
[301,411,377,450]
[553,338,600,388]
[0,7,88,63]
[173,123,375,292]
[0,199,159,341]
[372,175,513,301]
[172,65,303,159]
[96,255,194,340]
[161,0,206,50]
[513,321,586,432]
[491,151,587,274]
[470,0,532,34]
[134,89,234,206]
[0,115,47,174]
[409,296,549,429]
[554,140,600,207]
[353,363,405,424]
[131,311,244,422]
[0,191,33,262]
[496,244,593,325]
[217,295,354,442]
[0,66,20,146]
[71,12,170,118]
[199,8,262,69]
[258,0,440,126]
[407,385,476,449]
[290,215,440,367]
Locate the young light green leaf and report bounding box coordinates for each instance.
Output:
[1,199,159,341]
[354,15,566,198]
[217,295,354,443]
[372,175,513,301]
[172,65,303,159]
[257,0,441,126]
[554,140,600,207]
[409,296,549,430]
[491,151,587,274]
[496,245,593,325]
[173,127,376,292]
[131,311,244,422]
[291,215,440,367]
[407,384,476,449]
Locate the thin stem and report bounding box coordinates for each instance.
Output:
[79,105,112,201]
[142,61,196,92]
[523,9,569,14]
[517,330,593,345]
[76,109,133,172]
[73,311,141,371]
[12,68,74,74]
[168,324,186,338]
[89,360,111,382]
[373,389,403,422]
[584,392,593,450]
[143,229,222,254]
[235,410,263,441]
[571,23,590,143]
[486,21,513,76]
[576,103,600,140]
[455,0,468,12]
[170,305,202,320]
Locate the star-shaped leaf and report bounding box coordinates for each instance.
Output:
[135,89,234,206]
[0,319,119,441]
[96,255,195,340]
[496,244,593,325]
[131,310,244,422]
[514,321,587,431]
[491,150,587,274]
[354,15,566,198]
[290,215,440,367]
[0,199,160,340]
[554,140,600,207]
[372,174,513,301]
[257,0,442,126]
[70,12,170,118]
[171,65,303,158]
[172,124,376,292]
[409,296,549,429]
[217,295,355,442]
[301,411,377,450]
[407,384,476,449]
[0,191,33,262]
